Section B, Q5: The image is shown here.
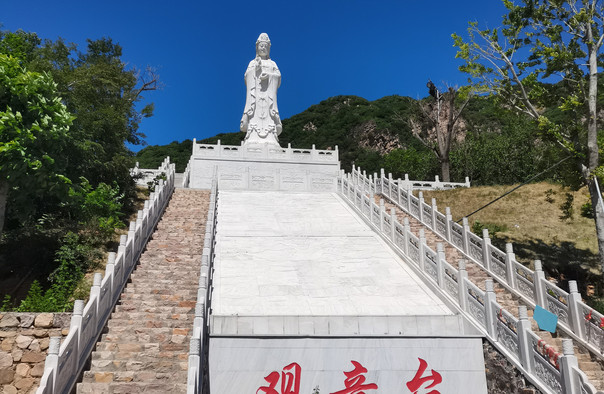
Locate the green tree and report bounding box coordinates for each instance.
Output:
[0,54,74,237]
[453,0,604,270]
[404,84,471,182]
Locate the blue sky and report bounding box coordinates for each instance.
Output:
[2,1,507,150]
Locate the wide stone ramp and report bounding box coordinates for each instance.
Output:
[77,189,210,393]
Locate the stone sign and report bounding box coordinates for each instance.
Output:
[209,337,488,393]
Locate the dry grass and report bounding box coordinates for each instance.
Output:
[418,183,601,292]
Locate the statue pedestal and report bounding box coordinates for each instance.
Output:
[188,140,341,191]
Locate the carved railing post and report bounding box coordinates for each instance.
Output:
[505,243,516,288]
[105,252,116,302]
[45,337,61,392]
[379,199,385,232]
[403,173,410,191]
[559,339,578,394]
[445,207,453,242]
[516,306,534,373]
[482,229,491,270]
[418,192,424,222]
[534,260,547,307]
[90,273,102,316]
[418,229,426,273]
[484,280,497,338]
[71,300,85,362]
[390,208,396,241]
[397,178,402,205]
[431,198,438,230]
[567,281,585,339]
[461,217,470,254]
[436,243,446,287]
[403,218,411,256]
[457,259,469,311]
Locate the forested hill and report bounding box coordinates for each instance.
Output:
[136,94,565,186]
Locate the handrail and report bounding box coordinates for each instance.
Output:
[353,165,604,362]
[336,170,603,394]
[36,157,176,394]
[186,178,218,393]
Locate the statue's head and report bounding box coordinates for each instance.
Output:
[255,33,271,59]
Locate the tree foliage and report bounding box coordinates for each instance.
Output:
[453,0,604,269]
[0,54,74,235]
[0,29,157,310]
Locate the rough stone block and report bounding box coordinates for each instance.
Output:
[94,371,114,383]
[20,351,45,363]
[17,315,34,328]
[30,362,44,377]
[2,384,17,394]
[34,314,53,329]
[14,376,34,390]
[0,352,12,368]
[14,363,29,377]
[10,349,21,363]
[15,335,32,349]
[0,367,15,384]
[0,316,19,328]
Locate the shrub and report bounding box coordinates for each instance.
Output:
[472,220,508,237]
[559,193,574,220]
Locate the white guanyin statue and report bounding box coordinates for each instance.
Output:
[240,33,282,146]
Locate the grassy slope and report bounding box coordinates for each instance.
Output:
[420,183,601,295]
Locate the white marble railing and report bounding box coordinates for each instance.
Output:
[337,172,602,394]
[192,139,339,163]
[187,179,218,394]
[350,166,470,191]
[36,159,176,394]
[130,157,172,187]
[182,161,191,188]
[355,167,604,362]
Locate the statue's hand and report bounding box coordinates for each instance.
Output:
[260,72,268,80]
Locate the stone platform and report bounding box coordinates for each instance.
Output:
[188,141,340,191]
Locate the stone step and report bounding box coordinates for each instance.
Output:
[100,328,190,344]
[107,318,193,330]
[114,304,194,314]
[109,311,192,322]
[118,293,197,302]
[92,348,189,362]
[78,189,211,393]
[77,381,187,393]
[85,358,188,373]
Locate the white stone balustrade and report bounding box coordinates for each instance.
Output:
[187,179,218,394]
[36,158,176,394]
[337,170,603,394]
[350,166,604,364]
[130,157,172,187]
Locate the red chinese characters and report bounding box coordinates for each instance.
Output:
[257,362,301,394]
[330,360,378,394]
[406,358,442,394]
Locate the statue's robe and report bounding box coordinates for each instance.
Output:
[241,58,282,146]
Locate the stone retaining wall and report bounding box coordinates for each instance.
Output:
[0,313,71,393]
[483,339,541,394]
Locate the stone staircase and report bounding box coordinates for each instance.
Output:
[379,195,604,390]
[77,189,210,393]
